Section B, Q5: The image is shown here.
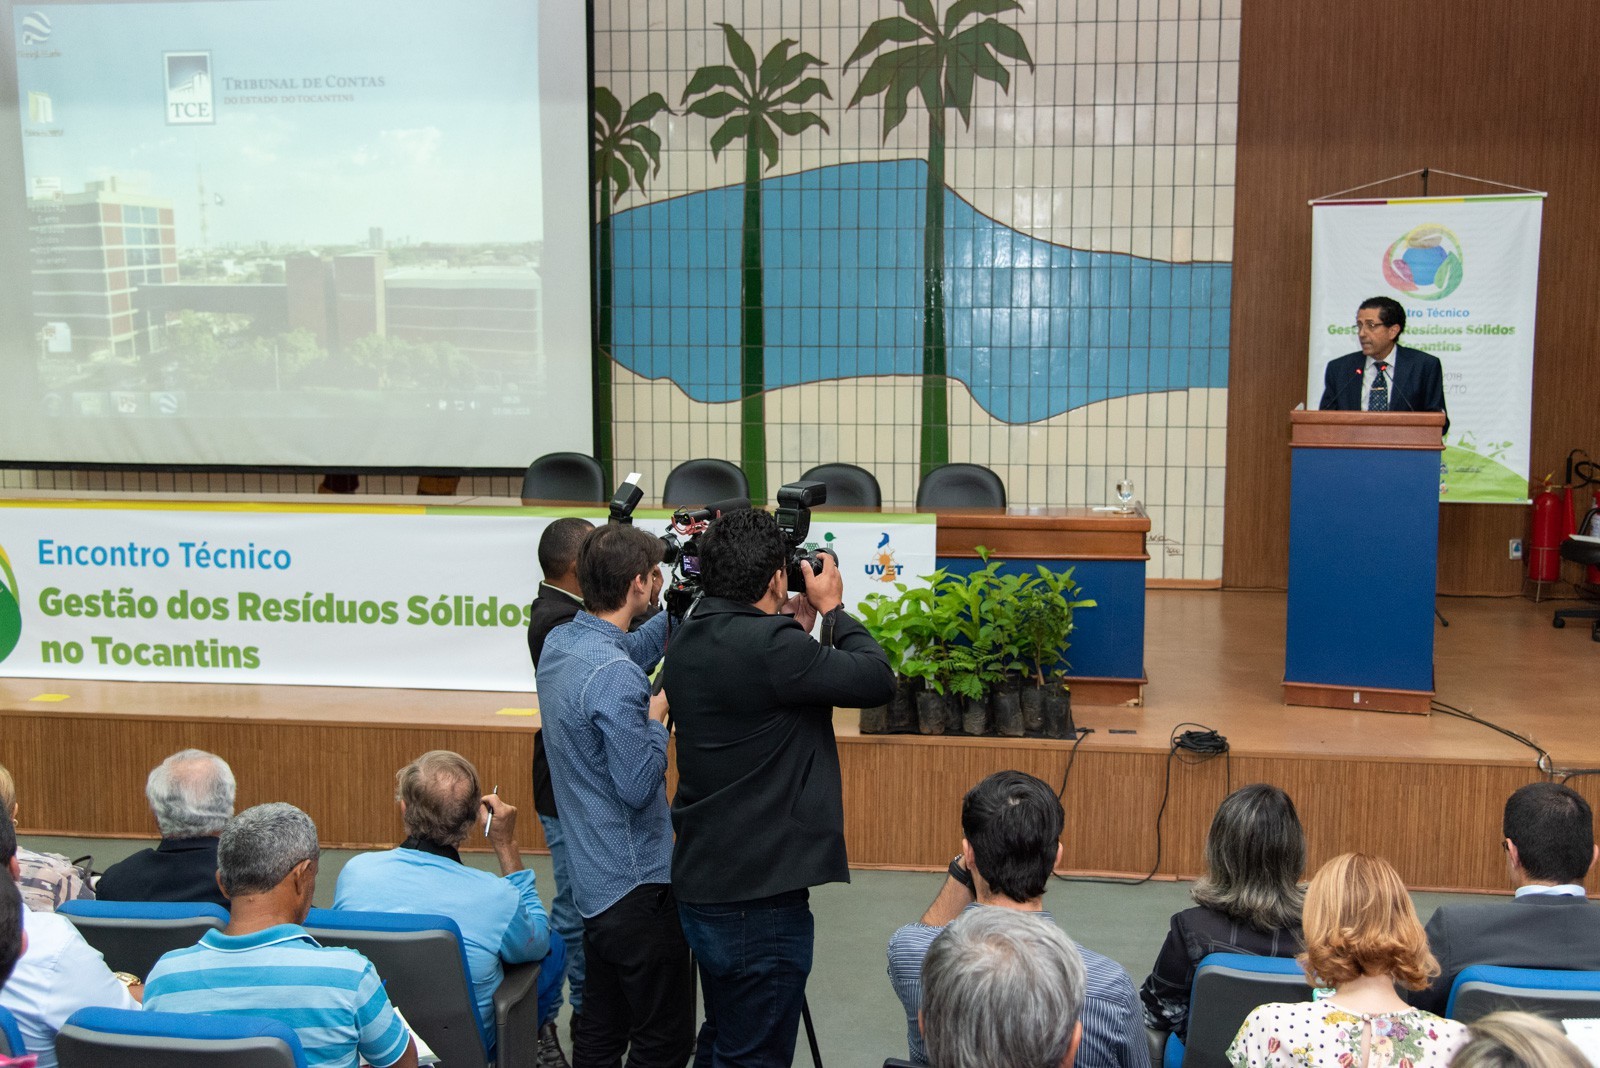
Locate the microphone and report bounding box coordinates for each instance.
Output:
[674,497,750,523]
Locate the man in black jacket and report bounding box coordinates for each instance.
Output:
[97,749,234,909]
[662,507,894,1068]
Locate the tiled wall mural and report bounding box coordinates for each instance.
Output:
[595,0,1238,580]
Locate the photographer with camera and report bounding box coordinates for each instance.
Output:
[661,505,895,1068]
[537,524,693,1068]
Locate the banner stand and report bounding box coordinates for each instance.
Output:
[1305,173,1545,506]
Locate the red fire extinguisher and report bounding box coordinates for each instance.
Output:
[1529,477,1564,584]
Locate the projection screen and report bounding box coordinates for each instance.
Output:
[1,0,592,468]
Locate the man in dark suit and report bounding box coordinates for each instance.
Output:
[1410,782,1600,1013]
[97,749,233,909]
[662,508,895,1068]
[1319,296,1448,433]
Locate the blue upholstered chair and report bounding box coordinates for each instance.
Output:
[56,900,229,979]
[1163,953,1313,1068]
[54,1006,306,1068]
[0,1005,26,1059]
[1446,964,1600,1023]
[302,907,539,1068]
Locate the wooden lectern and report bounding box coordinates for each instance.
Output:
[1283,411,1446,715]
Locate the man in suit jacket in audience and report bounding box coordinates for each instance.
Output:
[96,748,233,909]
[1411,781,1600,1014]
[887,771,1150,1068]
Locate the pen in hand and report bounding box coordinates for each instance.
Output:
[484,784,499,838]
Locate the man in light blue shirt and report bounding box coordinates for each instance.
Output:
[538,523,693,1068]
[145,803,417,1068]
[334,750,568,1064]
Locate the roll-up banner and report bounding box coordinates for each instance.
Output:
[1307,194,1544,503]
[0,501,937,690]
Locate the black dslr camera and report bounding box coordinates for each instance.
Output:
[775,480,836,589]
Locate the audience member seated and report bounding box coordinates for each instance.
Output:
[1449,1010,1590,1068]
[96,749,234,908]
[0,805,139,1068]
[0,875,30,1068]
[1142,783,1305,1041]
[921,907,1086,1068]
[1411,781,1600,1015]
[334,750,569,1067]
[888,770,1149,1068]
[1,874,20,984]
[0,764,91,913]
[1227,853,1467,1068]
[144,802,418,1068]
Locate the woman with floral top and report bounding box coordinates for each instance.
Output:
[1227,853,1468,1068]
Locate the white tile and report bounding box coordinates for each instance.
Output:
[1177,19,1199,62]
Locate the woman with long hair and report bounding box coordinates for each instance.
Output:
[1142,783,1306,1041]
[1227,853,1468,1067]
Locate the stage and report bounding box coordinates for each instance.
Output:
[2,589,1594,894]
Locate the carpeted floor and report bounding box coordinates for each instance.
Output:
[22,833,1503,1067]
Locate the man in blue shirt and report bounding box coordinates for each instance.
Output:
[145,803,418,1068]
[334,750,568,1066]
[887,772,1148,1068]
[537,523,692,1068]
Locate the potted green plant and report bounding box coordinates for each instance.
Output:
[1012,565,1097,738]
[857,582,922,733]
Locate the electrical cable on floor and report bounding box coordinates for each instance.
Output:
[1054,721,1229,887]
[1430,699,1553,775]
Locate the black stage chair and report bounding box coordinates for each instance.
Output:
[662,458,749,507]
[801,463,883,508]
[1553,507,1600,641]
[915,463,1006,509]
[520,452,607,504]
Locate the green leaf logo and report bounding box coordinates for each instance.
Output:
[0,545,20,664]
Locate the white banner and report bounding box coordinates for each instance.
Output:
[1308,194,1544,503]
[0,502,937,690]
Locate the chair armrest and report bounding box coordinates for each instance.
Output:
[1147,1026,1169,1068]
[492,961,541,1068]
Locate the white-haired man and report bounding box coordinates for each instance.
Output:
[98,748,235,908]
[921,907,1087,1068]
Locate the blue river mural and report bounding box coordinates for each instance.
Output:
[607,160,1231,426]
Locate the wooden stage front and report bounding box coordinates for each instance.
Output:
[3,589,1595,894]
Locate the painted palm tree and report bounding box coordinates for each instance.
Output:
[682,23,831,505]
[593,86,670,489]
[845,0,1034,480]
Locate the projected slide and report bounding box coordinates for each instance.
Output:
[1,0,592,468]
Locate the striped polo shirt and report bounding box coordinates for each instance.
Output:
[144,924,411,1068]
